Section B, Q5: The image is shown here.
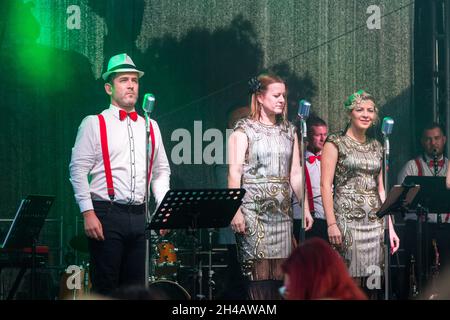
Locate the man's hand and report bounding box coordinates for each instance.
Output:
[83,210,105,241]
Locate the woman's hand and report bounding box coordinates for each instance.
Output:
[230,209,246,234]
[327,223,342,246]
[389,228,400,254]
[304,211,314,231]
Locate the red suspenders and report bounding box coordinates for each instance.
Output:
[98,115,115,200]
[97,114,155,200]
[414,158,423,177]
[148,122,156,184]
[304,165,315,212]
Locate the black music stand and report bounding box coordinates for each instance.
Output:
[402,176,450,293]
[376,184,420,299]
[147,188,245,299]
[148,189,245,230]
[403,176,450,213]
[0,195,55,300]
[376,184,420,219]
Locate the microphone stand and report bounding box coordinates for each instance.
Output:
[298,116,307,243]
[144,111,152,288]
[382,133,391,300]
[207,229,215,300]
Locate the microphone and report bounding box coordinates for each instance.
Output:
[298,100,311,140]
[381,117,394,157]
[298,99,311,119]
[142,93,155,113]
[381,117,394,136]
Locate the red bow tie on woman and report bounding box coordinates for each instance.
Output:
[429,159,444,168]
[119,110,138,121]
[307,155,321,164]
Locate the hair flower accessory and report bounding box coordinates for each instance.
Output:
[344,89,366,110]
[248,77,262,94]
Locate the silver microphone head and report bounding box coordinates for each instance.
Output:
[381,117,394,135]
[298,99,311,119]
[142,93,155,113]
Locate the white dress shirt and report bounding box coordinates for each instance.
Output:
[304,150,325,220]
[292,150,325,220]
[69,104,170,213]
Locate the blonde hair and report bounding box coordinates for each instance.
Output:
[249,74,288,124]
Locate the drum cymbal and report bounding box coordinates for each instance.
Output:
[69,234,89,253]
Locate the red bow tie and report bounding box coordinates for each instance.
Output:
[119,110,138,121]
[429,159,444,168]
[307,155,321,164]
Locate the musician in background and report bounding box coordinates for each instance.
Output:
[447,162,450,189]
[397,122,449,298]
[293,116,329,243]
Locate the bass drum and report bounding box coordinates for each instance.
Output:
[154,240,178,279]
[148,280,191,300]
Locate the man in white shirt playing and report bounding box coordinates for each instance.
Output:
[69,53,170,296]
[397,122,448,298]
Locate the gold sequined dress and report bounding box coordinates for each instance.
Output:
[326,133,385,277]
[234,118,295,281]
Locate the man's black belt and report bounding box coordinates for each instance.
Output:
[92,200,145,214]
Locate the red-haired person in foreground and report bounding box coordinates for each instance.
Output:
[280,237,367,300]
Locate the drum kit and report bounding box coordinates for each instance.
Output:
[59,229,225,300]
[149,229,227,300]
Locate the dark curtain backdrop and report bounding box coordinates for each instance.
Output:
[0,0,414,262]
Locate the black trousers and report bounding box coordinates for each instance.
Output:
[88,201,146,296]
[293,218,329,244]
[219,244,248,300]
